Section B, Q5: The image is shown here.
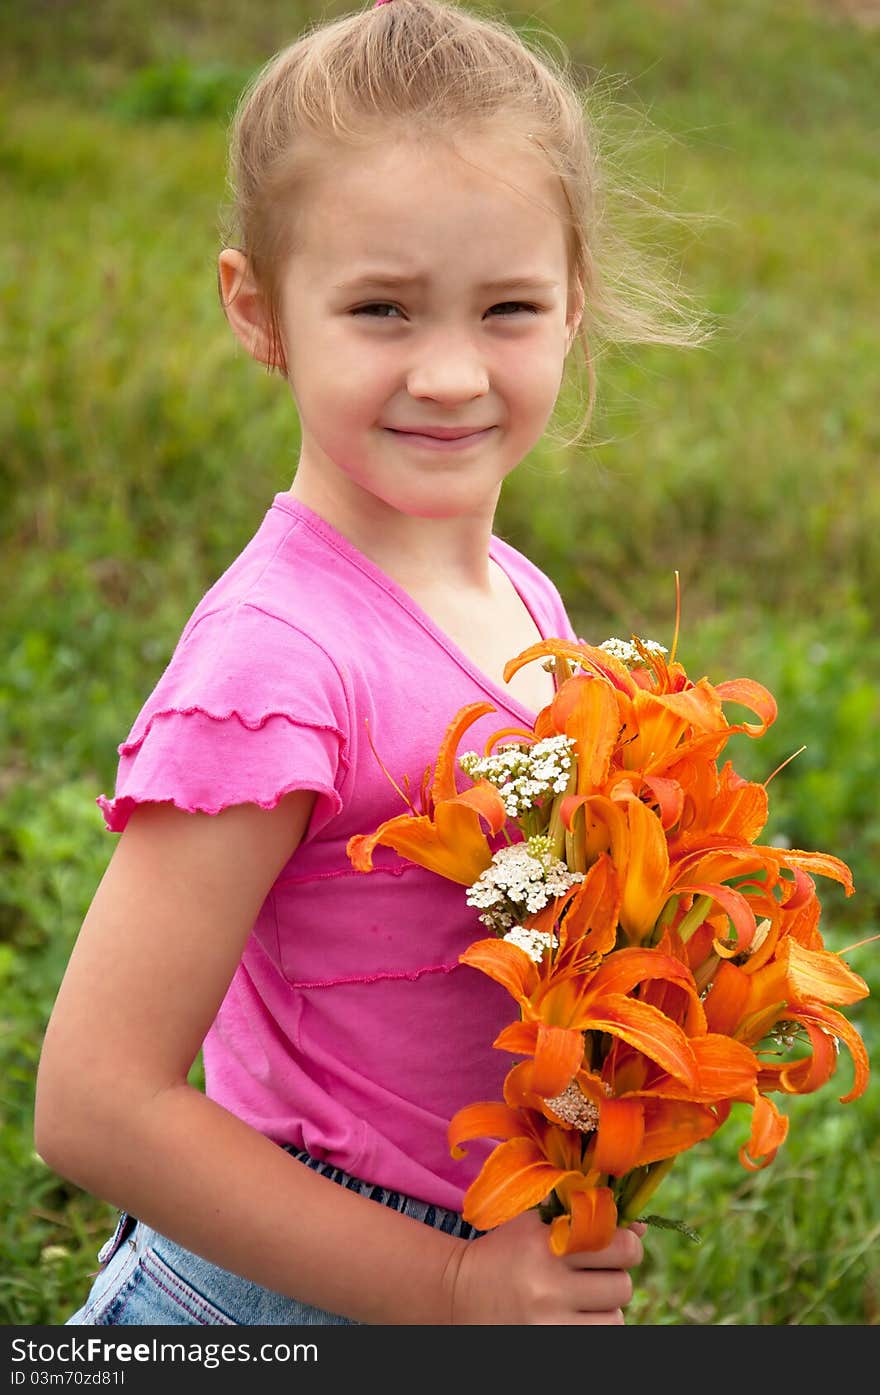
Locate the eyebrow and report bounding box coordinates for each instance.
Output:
[333,272,560,293]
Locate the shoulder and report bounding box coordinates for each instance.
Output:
[164,601,349,731]
[186,492,411,656]
[138,496,357,736]
[181,493,348,650]
[102,611,349,841]
[98,497,364,838]
[106,500,358,785]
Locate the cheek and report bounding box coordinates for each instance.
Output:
[496,323,567,381]
[509,345,568,417]
[286,339,374,410]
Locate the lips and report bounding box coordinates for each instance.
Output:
[389,426,492,439]
[385,425,496,453]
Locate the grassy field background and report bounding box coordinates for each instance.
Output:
[2,0,878,1325]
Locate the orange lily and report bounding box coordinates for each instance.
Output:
[515,1026,757,1179]
[559,786,768,948]
[449,1073,619,1253]
[557,771,853,955]
[512,638,778,775]
[703,936,870,1104]
[540,952,760,1180]
[346,702,507,885]
[352,628,871,1253]
[460,858,706,1099]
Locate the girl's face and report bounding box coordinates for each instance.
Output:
[276,130,582,524]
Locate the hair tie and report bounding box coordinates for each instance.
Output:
[373,0,395,7]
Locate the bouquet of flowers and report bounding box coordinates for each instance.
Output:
[347,622,870,1255]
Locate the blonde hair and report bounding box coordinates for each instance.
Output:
[221,0,706,440]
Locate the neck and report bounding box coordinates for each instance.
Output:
[288,459,498,594]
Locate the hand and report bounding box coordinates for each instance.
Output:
[446,1209,646,1325]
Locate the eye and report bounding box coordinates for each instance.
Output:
[487,302,540,318]
[351,303,403,319]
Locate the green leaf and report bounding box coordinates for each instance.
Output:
[638,1213,703,1244]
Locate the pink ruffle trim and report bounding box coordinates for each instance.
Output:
[97,707,344,835]
[117,703,345,755]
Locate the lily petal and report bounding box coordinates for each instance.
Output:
[347,801,494,885]
[592,1096,645,1176]
[460,937,539,1005]
[431,702,498,802]
[530,1023,588,1097]
[555,853,620,961]
[703,960,752,1036]
[779,937,870,1007]
[577,996,701,1090]
[714,678,778,736]
[550,673,621,793]
[689,1033,758,1102]
[783,1005,870,1103]
[550,1184,618,1255]
[460,1137,573,1231]
[448,1102,525,1159]
[634,1097,723,1165]
[740,1092,789,1170]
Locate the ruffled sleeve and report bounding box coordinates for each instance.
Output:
[97,603,350,840]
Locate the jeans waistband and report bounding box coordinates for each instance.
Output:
[281,1146,482,1240]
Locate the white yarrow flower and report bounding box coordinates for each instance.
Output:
[599,636,668,666]
[466,836,584,935]
[502,924,559,964]
[459,735,576,816]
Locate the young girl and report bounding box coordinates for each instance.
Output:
[36,0,695,1326]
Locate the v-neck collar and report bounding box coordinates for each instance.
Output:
[271,493,548,724]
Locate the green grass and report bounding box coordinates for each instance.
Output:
[2,0,878,1325]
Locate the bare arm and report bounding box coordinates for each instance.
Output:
[35,797,643,1324]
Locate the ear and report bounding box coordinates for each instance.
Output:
[217,249,279,367]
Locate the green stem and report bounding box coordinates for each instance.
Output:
[537,1191,566,1226]
[693,950,721,995]
[676,893,715,945]
[564,796,587,874]
[618,1157,678,1222]
[648,895,680,947]
[546,756,578,862]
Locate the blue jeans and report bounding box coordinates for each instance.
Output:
[66,1149,481,1325]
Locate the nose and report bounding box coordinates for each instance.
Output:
[406,331,490,404]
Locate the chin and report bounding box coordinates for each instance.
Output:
[398,492,492,521]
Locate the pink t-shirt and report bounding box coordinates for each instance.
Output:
[98,494,576,1211]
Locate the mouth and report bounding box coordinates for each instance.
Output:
[385,426,496,450]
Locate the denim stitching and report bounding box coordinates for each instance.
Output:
[102,1266,143,1326]
[143,1252,235,1325]
[97,1210,140,1267]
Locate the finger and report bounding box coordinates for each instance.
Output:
[566,1268,634,1312]
[573,1309,626,1325]
[565,1229,644,1270]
